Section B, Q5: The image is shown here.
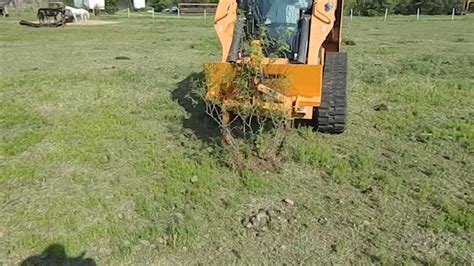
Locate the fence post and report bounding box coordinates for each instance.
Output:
[152,8,155,19]
[451,8,455,20]
[384,8,388,21]
[127,8,130,19]
[350,8,353,21]
[204,9,206,19]
[177,7,180,19]
[416,8,420,21]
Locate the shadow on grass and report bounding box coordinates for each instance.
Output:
[172,72,221,143]
[20,243,96,266]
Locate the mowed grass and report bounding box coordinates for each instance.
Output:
[1,12,473,264]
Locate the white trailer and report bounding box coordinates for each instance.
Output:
[83,0,104,9]
[133,0,146,9]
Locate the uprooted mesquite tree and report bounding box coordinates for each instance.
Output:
[190,28,294,172]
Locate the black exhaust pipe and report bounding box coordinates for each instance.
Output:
[227,15,246,63]
[295,14,311,64]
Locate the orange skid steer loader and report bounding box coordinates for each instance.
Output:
[204,0,347,134]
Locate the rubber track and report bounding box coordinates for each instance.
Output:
[313,52,348,134]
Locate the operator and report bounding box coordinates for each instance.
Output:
[264,0,311,25]
[263,0,312,52]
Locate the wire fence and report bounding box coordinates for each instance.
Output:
[348,7,469,22]
[112,5,471,22]
[105,7,470,22]
[2,5,470,22]
[110,7,213,20]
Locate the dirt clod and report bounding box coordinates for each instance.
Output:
[231,249,241,259]
[139,239,150,246]
[115,56,130,60]
[283,198,295,205]
[173,213,185,224]
[317,217,328,225]
[343,39,357,46]
[158,236,167,245]
[190,175,199,183]
[373,104,389,112]
[242,206,296,232]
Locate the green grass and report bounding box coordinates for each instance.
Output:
[1,12,473,264]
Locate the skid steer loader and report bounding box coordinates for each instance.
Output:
[204,0,347,134]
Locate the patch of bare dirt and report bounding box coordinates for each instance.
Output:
[241,200,297,235]
[69,20,118,26]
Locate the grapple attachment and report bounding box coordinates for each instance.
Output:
[204,62,323,119]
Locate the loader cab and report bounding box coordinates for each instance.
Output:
[253,0,313,59]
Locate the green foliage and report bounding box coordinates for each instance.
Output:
[294,141,334,168]
[178,0,218,2]
[105,0,119,15]
[149,0,219,12]
[63,0,75,7]
[392,0,415,14]
[240,170,273,193]
[150,0,176,11]
[1,130,45,156]
[414,0,445,15]
[346,0,466,15]
[428,197,474,234]
[351,0,394,16]
[198,26,292,174]
[48,2,65,8]
[0,162,36,185]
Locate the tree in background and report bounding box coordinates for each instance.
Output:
[105,0,119,14]
[414,0,445,14]
[441,0,466,12]
[151,0,218,11]
[393,0,415,14]
[177,0,218,2]
[151,0,175,11]
[148,0,463,17]
[346,0,465,15]
[63,0,74,7]
[344,0,394,16]
[142,0,466,16]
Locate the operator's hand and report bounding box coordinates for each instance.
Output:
[265,18,272,24]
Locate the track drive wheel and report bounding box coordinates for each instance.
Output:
[311,52,348,134]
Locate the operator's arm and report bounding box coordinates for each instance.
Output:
[264,2,278,24]
[297,0,312,8]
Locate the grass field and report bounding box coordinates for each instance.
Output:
[1,12,473,264]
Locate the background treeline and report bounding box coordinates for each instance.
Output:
[105,0,466,15]
[103,0,218,11]
[345,0,467,16]
[149,0,217,11]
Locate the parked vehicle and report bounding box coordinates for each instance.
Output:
[162,6,178,13]
[0,2,9,17]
